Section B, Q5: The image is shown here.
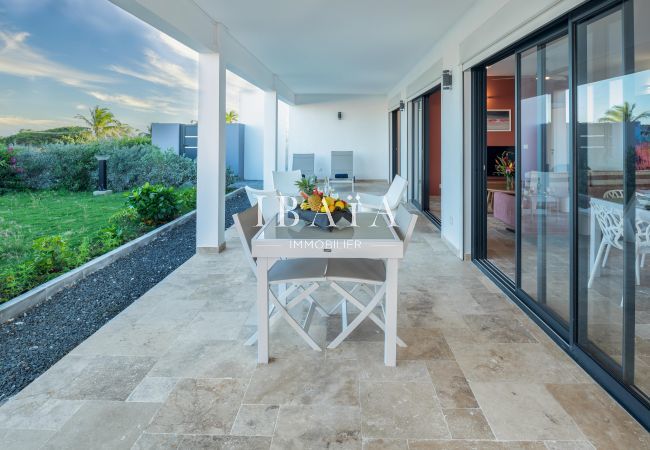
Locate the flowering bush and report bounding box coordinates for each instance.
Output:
[0,146,24,190]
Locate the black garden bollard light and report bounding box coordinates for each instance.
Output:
[93,155,112,196]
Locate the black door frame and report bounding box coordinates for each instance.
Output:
[412,85,442,228]
[390,108,400,180]
[470,0,649,430]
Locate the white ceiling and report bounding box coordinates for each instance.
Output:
[192,0,479,94]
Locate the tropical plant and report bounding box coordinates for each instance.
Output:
[295,175,317,195]
[225,110,239,124]
[599,102,650,123]
[126,182,180,225]
[75,106,129,139]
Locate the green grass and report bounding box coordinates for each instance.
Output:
[0,191,127,272]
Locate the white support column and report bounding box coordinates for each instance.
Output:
[263,89,278,190]
[196,52,226,252]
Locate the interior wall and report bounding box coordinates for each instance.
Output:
[486,77,515,147]
[428,90,442,196]
[289,95,388,180]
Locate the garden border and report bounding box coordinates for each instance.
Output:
[0,186,244,323]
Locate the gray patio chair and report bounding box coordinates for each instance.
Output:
[245,186,279,223]
[328,151,354,192]
[325,204,417,348]
[292,153,315,179]
[357,175,408,212]
[233,204,329,350]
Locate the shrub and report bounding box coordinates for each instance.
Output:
[0,261,36,301]
[31,235,73,274]
[10,142,196,192]
[127,183,180,225]
[226,166,238,189]
[0,146,24,191]
[179,187,197,209]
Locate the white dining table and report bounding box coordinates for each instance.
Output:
[251,212,404,366]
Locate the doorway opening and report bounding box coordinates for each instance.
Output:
[410,86,442,226]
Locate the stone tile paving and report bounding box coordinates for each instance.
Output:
[0,183,647,449]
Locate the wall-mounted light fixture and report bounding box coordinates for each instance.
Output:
[399,100,405,111]
[338,112,342,120]
[442,70,452,90]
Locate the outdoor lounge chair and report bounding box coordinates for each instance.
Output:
[292,153,315,179]
[328,151,354,192]
[233,204,329,350]
[325,204,417,348]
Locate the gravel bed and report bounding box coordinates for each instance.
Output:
[0,190,250,403]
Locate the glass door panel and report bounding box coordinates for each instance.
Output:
[577,1,649,400]
[519,35,571,324]
[411,98,424,207]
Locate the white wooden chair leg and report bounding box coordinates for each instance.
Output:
[329,282,407,347]
[588,240,607,288]
[642,253,646,268]
[328,284,386,349]
[269,291,321,351]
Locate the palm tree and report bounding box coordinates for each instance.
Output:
[75,106,125,139]
[599,101,650,123]
[225,110,239,124]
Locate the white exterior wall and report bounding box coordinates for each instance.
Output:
[288,95,388,181]
[240,89,265,180]
[387,0,587,259]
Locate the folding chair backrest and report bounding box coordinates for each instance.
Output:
[385,175,408,209]
[273,170,302,195]
[331,151,354,179]
[245,186,279,223]
[292,153,315,178]
[394,204,418,253]
[233,204,260,273]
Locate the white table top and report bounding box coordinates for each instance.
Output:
[252,212,403,259]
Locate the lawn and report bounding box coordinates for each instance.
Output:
[0,191,128,272]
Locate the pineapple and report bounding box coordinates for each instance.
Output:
[307,194,322,212]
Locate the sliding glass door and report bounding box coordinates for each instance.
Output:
[519,35,571,324]
[576,0,649,401]
[411,98,424,208]
[472,0,649,423]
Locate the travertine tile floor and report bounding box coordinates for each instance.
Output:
[0,184,648,449]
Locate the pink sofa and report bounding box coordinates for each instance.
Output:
[493,191,515,229]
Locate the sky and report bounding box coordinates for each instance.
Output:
[0,0,199,136]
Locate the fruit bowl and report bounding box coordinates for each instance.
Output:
[294,207,353,230]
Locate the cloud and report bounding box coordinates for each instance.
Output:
[157,32,197,62]
[110,49,197,91]
[85,90,193,117]
[0,115,66,128]
[0,30,112,88]
[75,104,88,110]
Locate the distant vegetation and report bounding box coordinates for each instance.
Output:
[0,105,150,147]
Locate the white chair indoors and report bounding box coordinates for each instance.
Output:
[325,204,417,349]
[292,153,315,179]
[233,204,329,350]
[272,170,302,196]
[357,174,408,212]
[245,186,279,224]
[328,150,355,192]
[603,189,624,200]
[588,199,624,288]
